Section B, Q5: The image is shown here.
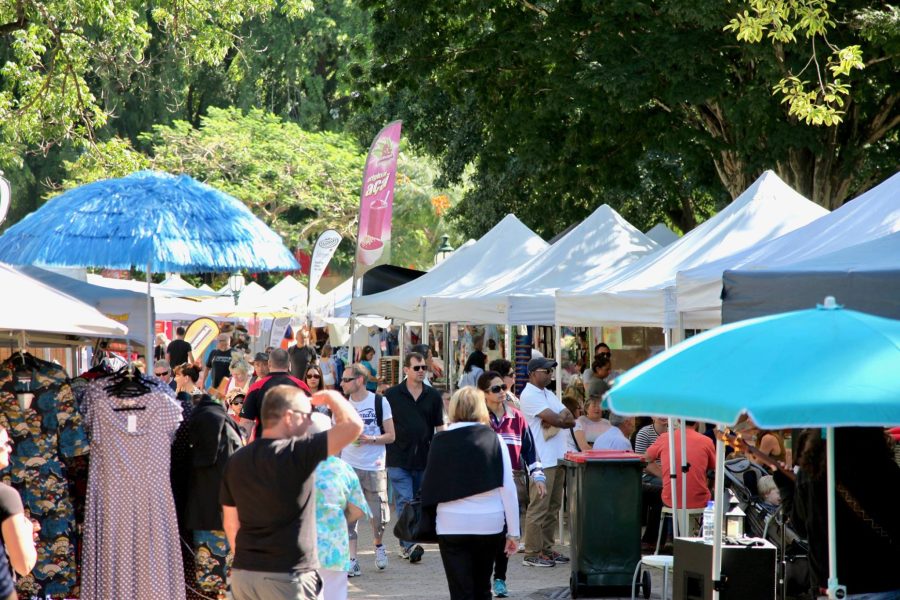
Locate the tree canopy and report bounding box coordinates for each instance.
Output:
[57,107,462,271]
[355,0,899,239]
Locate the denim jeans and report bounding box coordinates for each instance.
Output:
[387,466,425,550]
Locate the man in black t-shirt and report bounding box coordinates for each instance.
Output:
[239,349,311,440]
[220,386,363,600]
[166,326,194,367]
[383,352,445,563]
[288,328,317,379]
[205,334,233,389]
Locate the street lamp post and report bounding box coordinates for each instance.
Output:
[434,234,454,265]
[228,272,245,305]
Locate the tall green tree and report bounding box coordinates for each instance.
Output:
[57,107,463,271]
[353,0,899,239]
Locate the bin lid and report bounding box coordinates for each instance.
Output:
[564,450,645,463]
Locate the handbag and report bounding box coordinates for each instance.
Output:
[393,496,438,544]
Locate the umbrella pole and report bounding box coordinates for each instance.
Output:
[664,328,680,539]
[146,263,153,367]
[554,324,562,396]
[712,422,726,600]
[666,417,679,539]
[680,418,689,534]
[825,427,844,599]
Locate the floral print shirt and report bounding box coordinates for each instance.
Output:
[314,456,370,571]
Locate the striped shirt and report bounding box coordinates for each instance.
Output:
[488,402,544,479]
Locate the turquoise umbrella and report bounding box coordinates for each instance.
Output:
[607,298,900,600]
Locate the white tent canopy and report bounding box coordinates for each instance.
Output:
[677,170,900,316]
[426,204,657,325]
[556,170,829,328]
[1,263,129,339]
[16,266,148,340]
[87,274,220,299]
[645,223,680,246]
[262,275,308,307]
[352,215,547,322]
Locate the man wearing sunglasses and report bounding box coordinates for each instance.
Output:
[383,352,445,564]
[153,359,177,392]
[339,364,396,575]
[519,357,575,568]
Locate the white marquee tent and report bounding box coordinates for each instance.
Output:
[352,214,547,322]
[426,204,658,325]
[677,170,900,318]
[1,263,128,340]
[555,170,829,328]
[645,223,680,246]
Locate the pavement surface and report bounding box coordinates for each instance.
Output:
[348,515,670,599]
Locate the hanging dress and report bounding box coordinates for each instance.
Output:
[0,356,89,599]
[80,376,186,600]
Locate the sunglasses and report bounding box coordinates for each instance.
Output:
[306,373,321,379]
[341,376,358,383]
[489,384,508,394]
[409,365,427,372]
[154,371,170,377]
[597,352,611,358]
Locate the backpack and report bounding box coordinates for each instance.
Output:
[374,393,386,434]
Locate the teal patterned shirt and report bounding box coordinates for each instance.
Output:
[314,456,370,571]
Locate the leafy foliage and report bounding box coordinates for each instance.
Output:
[724,0,865,126]
[57,107,462,272]
[353,0,898,239]
[0,0,285,163]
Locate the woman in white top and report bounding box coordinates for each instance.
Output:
[319,345,337,389]
[573,394,611,451]
[420,387,519,600]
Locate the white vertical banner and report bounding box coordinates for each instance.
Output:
[0,174,10,226]
[309,229,342,293]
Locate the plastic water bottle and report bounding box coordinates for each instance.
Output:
[702,500,715,543]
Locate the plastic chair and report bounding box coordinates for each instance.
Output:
[656,506,705,553]
[632,554,674,599]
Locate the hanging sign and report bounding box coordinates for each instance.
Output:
[353,121,402,279]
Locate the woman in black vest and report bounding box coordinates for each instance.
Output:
[420,387,520,599]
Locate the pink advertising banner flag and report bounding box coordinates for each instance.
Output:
[354,120,402,279]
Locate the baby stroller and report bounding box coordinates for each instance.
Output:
[724,457,812,600]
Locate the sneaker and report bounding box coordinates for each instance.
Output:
[408,544,425,563]
[398,546,410,560]
[522,555,555,568]
[548,551,570,564]
[493,578,509,598]
[516,542,525,553]
[375,545,388,570]
[348,558,361,577]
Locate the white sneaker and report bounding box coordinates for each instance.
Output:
[348,558,361,577]
[375,545,388,570]
[398,546,410,560]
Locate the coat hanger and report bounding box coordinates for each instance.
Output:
[105,340,151,405]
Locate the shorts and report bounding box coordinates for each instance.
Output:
[349,468,390,540]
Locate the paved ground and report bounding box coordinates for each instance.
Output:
[348,516,670,599]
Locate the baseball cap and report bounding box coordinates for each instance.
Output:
[253,352,269,363]
[527,357,557,374]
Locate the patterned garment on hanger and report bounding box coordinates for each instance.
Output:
[80,375,186,600]
[0,356,89,599]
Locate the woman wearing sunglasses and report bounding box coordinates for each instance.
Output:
[306,365,326,393]
[477,372,546,598]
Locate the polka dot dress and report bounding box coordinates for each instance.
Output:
[81,377,186,600]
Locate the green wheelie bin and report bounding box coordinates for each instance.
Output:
[563,450,645,598]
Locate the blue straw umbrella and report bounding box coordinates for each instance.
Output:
[607,297,900,600]
[0,170,300,353]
